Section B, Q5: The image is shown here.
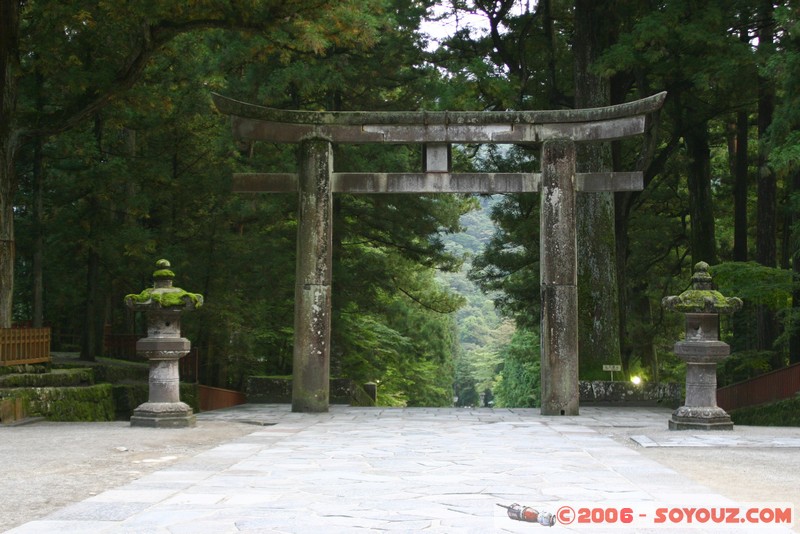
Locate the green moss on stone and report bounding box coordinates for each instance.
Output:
[662,262,743,314]
[663,289,742,314]
[153,269,176,279]
[0,384,116,421]
[125,287,204,309]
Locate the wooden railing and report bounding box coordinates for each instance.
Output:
[198,385,247,411]
[717,362,800,412]
[103,333,140,362]
[0,327,51,366]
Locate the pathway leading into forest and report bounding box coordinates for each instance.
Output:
[3,405,799,533]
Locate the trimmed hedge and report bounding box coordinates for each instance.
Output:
[91,360,149,383]
[0,368,93,388]
[0,363,49,376]
[55,358,148,383]
[729,394,800,427]
[246,375,355,404]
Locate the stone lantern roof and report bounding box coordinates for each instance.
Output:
[124,259,203,311]
[661,261,742,315]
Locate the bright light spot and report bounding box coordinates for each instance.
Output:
[631,376,642,385]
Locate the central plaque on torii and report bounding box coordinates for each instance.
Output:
[214,92,666,414]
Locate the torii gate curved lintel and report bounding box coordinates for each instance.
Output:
[212,92,665,145]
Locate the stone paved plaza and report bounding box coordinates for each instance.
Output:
[5,405,798,533]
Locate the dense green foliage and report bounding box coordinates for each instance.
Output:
[730,395,800,427]
[493,328,541,408]
[437,0,800,385]
[3,1,800,408]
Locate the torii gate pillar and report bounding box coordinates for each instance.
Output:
[293,139,333,412]
[540,140,578,415]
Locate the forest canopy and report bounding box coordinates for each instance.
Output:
[2,0,798,405]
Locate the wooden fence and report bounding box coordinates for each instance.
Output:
[717,362,800,412]
[0,398,25,424]
[198,385,247,411]
[0,327,51,366]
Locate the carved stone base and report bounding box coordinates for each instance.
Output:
[669,405,733,430]
[130,401,196,428]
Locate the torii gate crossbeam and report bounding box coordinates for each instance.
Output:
[213,92,666,415]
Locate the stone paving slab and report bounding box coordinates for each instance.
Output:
[631,433,800,448]
[6,405,797,533]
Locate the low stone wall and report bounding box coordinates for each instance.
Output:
[0,384,117,421]
[579,380,681,408]
[0,363,198,421]
[246,376,368,405]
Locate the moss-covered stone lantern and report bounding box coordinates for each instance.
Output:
[662,261,742,430]
[124,259,203,428]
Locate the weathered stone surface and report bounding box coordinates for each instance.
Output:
[663,262,739,430]
[130,401,196,428]
[334,172,537,194]
[669,406,733,430]
[579,380,681,407]
[540,140,579,416]
[125,260,199,428]
[540,285,579,415]
[540,140,577,286]
[136,339,190,353]
[229,116,652,144]
[423,144,450,172]
[213,91,666,127]
[673,340,730,360]
[215,92,666,145]
[292,139,333,413]
[234,171,643,194]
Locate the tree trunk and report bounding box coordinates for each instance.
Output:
[616,194,631,375]
[0,137,15,329]
[756,0,780,367]
[734,110,749,262]
[80,235,100,362]
[574,0,621,379]
[725,110,751,353]
[32,135,44,327]
[791,166,800,365]
[685,123,717,265]
[0,0,20,328]
[80,116,106,362]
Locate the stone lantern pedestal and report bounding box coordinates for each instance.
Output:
[125,260,203,428]
[662,262,742,430]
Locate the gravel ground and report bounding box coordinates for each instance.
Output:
[604,424,800,533]
[0,419,256,532]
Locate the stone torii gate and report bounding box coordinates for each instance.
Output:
[213,92,666,415]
